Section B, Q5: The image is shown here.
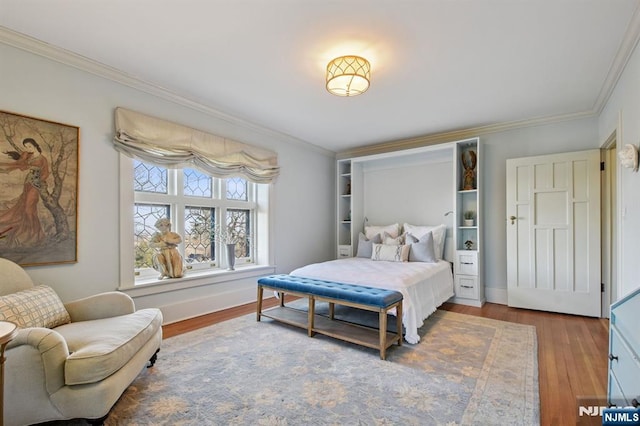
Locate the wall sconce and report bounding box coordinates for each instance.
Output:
[326,55,371,97]
[618,144,639,172]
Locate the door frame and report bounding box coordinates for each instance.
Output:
[600,128,620,317]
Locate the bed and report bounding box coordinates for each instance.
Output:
[290,256,454,344]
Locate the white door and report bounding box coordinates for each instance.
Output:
[506,149,601,317]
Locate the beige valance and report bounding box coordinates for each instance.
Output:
[113,108,279,183]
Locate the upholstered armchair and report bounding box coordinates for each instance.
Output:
[0,258,163,426]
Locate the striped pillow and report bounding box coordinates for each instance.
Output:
[371,243,410,262]
[0,285,71,328]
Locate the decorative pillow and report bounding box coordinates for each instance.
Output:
[365,223,400,240]
[356,232,382,258]
[403,223,447,260]
[0,285,71,329]
[405,232,437,263]
[382,231,404,246]
[371,243,410,262]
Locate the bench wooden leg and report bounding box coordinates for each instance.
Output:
[396,301,403,347]
[256,285,264,321]
[329,302,335,320]
[308,297,315,337]
[379,308,388,360]
[279,291,285,307]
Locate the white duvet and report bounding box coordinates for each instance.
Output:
[290,257,454,344]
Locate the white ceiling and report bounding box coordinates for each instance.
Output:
[1,0,639,153]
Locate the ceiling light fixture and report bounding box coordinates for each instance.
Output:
[326,55,371,97]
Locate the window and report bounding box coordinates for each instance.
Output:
[123,158,270,286]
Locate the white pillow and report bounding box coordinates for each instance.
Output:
[382,231,403,245]
[371,243,410,262]
[365,223,400,240]
[403,223,446,260]
[356,232,382,258]
[405,232,437,263]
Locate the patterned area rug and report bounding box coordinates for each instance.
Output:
[104,307,539,425]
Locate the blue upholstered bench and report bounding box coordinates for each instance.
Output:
[257,274,403,360]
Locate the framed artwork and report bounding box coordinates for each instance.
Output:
[0,110,79,266]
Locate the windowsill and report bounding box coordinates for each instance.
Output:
[119,264,276,297]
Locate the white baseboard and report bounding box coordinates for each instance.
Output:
[485,287,507,305]
[158,286,257,325]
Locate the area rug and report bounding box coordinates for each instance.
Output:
[103,308,539,425]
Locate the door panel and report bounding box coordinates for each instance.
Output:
[507,149,601,317]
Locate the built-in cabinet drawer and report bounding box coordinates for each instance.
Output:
[455,275,478,299]
[338,245,351,258]
[608,370,628,407]
[609,326,640,405]
[456,251,478,275]
[608,287,640,408]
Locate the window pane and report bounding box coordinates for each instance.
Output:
[134,160,167,193]
[226,177,247,201]
[227,209,250,258]
[184,206,214,263]
[184,168,212,198]
[134,204,170,268]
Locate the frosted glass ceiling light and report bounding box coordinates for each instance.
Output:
[326,55,371,96]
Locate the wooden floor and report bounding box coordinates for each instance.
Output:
[163,299,610,426]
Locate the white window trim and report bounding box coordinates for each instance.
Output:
[118,154,275,295]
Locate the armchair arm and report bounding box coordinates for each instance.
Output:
[64,291,135,322]
[7,327,69,394]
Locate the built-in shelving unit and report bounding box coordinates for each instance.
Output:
[337,160,353,257]
[452,138,484,306]
[336,138,484,307]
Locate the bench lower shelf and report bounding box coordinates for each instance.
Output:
[260,305,402,356]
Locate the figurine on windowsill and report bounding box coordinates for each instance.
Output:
[150,218,184,279]
[464,240,474,250]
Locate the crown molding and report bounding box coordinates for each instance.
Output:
[0,26,334,158]
[337,110,595,160]
[592,1,640,114]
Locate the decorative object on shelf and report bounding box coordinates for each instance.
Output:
[326,55,371,97]
[618,144,639,172]
[150,218,185,279]
[344,182,351,195]
[464,240,474,250]
[463,211,475,227]
[461,149,477,190]
[346,210,351,221]
[0,110,79,266]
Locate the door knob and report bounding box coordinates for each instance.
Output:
[509,216,517,225]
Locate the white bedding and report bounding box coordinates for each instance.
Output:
[289,258,454,344]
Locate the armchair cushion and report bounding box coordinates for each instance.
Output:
[0,285,71,328]
[55,308,162,385]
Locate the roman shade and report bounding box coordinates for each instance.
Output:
[113,107,280,183]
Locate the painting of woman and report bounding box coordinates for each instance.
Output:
[0,137,50,247]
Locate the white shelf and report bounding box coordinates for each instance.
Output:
[452,138,484,306]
